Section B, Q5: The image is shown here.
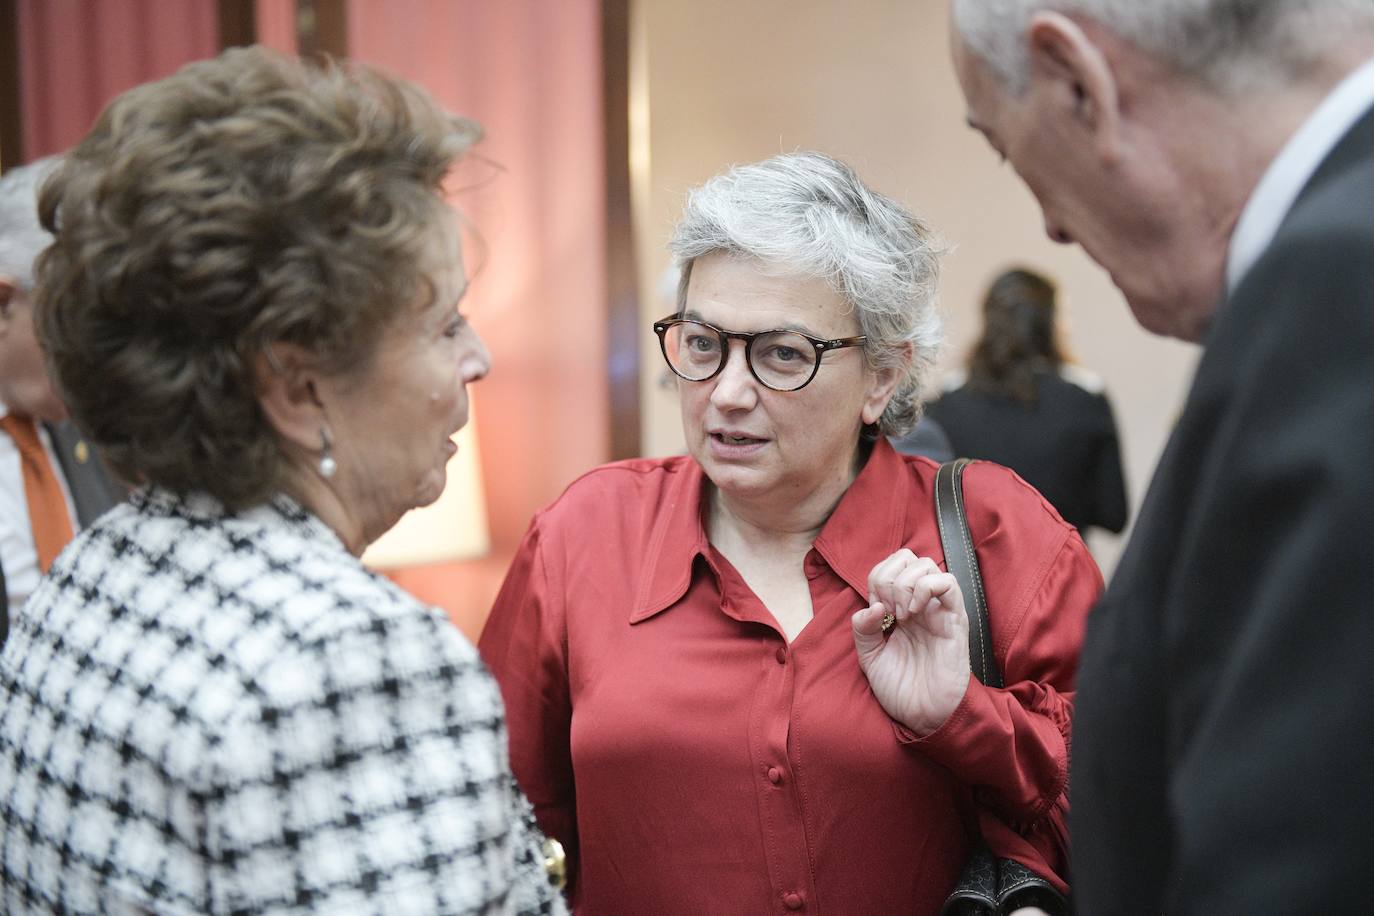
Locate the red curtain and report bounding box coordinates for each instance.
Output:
[347,0,610,638]
[18,0,218,161]
[254,0,298,55]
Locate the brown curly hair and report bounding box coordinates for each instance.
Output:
[34,46,480,509]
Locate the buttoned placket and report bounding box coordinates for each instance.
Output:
[710,546,829,914]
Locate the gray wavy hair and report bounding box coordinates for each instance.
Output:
[668,151,943,437]
[953,0,1374,95]
[0,156,61,290]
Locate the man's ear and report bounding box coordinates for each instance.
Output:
[0,276,19,321]
[252,342,328,453]
[861,342,913,427]
[1026,11,1123,164]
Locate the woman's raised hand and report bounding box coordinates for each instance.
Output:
[851,548,972,736]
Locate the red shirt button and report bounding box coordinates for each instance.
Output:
[767,767,783,785]
[783,892,804,910]
[774,647,787,664]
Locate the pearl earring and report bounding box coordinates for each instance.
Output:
[318,426,337,479]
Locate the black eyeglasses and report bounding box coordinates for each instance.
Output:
[652,314,867,392]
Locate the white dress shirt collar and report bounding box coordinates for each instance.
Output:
[1227,57,1374,293]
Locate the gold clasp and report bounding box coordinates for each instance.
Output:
[542,836,567,890]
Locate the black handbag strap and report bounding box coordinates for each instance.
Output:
[934,460,1068,916]
[934,459,1003,689]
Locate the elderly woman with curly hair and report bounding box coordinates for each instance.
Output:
[0,47,565,914]
[479,152,1101,915]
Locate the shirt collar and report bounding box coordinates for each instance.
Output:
[629,458,712,623]
[628,438,915,622]
[812,438,914,599]
[1227,56,1374,293]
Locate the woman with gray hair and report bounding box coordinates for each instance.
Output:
[481,152,1098,914]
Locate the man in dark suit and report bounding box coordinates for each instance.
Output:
[0,158,121,644]
[946,1,1374,912]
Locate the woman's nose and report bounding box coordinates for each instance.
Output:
[708,341,757,409]
[461,333,492,383]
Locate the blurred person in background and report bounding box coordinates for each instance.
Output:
[0,46,565,914]
[480,151,1098,915]
[926,267,1128,536]
[887,413,956,462]
[0,156,121,644]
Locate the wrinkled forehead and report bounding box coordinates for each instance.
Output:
[682,252,857,336]
[683,252,844,299]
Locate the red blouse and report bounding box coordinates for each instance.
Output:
[479,440,1100,915]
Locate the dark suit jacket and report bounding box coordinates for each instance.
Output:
[0,421,122,645]
[1072,104,1374,912]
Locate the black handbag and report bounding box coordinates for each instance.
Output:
[934,459,1068,916]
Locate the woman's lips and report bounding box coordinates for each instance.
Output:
[708,431,768,457]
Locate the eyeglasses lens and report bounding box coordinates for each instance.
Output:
[661,321,817,391]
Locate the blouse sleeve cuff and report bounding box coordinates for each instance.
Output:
[891,672,986,759]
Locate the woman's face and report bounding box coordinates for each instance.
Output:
[678,252,897,509]
[323,212,490,545]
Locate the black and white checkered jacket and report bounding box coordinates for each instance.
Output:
[0,488,566,915]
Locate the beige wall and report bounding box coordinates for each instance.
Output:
[631,0,1199,576]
